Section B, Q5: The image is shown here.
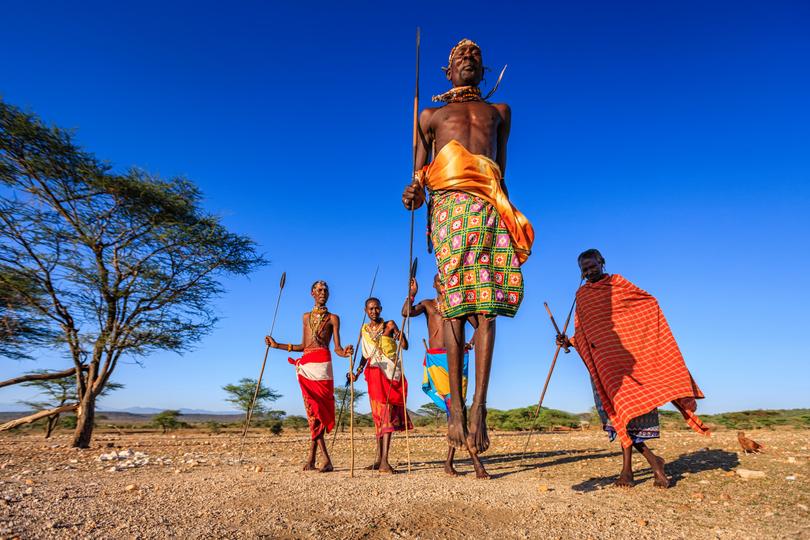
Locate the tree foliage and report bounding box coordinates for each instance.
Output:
[0,269,54,359]
[151,410,184,433]
[416,402,446,428]
[333,386,367,431]
[0,99,266,447]
[222,378,281,420]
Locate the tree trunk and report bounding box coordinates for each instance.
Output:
[45,414,59,438]
[72,391,96,448]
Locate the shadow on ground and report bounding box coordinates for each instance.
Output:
[571,448,740,491]
[400,448,622,479]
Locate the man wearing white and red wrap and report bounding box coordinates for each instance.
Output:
[266,281,353,473]
[557,249,709,488]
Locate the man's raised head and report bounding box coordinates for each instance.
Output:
[310,280,329,305]
[444,38,484,87]
[577,249,606,283]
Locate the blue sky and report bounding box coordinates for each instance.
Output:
[1,1,808,416]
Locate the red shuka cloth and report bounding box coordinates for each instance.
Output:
[364,366,412,438]
[288,348,335,440]
[573,274,710,448]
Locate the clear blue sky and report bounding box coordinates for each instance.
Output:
[1,1,808,416]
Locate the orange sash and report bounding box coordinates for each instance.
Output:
[420,140,534,264]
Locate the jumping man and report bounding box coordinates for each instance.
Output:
[402,39,535,478]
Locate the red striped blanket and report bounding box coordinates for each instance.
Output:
[572,274,709,448]
[288,348,335,440]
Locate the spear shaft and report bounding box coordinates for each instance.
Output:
[239,271,287,462]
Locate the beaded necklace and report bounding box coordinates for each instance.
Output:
[431,85,483,104]
[309,306,330,337]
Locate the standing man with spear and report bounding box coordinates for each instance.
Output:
[402,38,535,478]
[265,280,353,472]
[556,249,710,488]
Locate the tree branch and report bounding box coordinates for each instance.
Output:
[0,366,88,389]
[0,403,78,432]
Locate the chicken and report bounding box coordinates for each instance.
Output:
[737,431,764,453]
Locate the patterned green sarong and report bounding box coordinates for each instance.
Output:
[430,190,524,318]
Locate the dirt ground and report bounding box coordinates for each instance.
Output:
[0,427,808,539]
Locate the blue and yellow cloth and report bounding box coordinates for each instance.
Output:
[422,348,469,414]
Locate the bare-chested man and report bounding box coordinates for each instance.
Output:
[402,274,474,476]
[402,39,535,478]
[266,280,352,472]
[350,298,410,474]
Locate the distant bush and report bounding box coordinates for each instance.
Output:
[268,421,283,436]
[282,416,309,430]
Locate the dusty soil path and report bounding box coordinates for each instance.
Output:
[1,429,808,539]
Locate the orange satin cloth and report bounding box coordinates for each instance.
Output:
[421,140,535,265]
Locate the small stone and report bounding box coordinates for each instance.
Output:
[736,469,766,480]
[636,519,648,527]
[719,494,731,500]
[254,466,263,473]
[797,503,808,512]
[785,475,796,481]
[787,456,797,463]
[124,484,137,492]
[23,487,33,495]
[537,484,549,492]
[174,468,181,474]
[691,492,704,500]
[724,471,735,477]
[24,479,33,486]
[699,480,709,485]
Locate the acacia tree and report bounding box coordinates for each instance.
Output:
[334,386,367,432]
[0,100,265,447]
[417,402,446,428]
[222,377,281,426]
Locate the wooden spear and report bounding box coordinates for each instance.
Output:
[332,265,379,455]
[519,290,578,465]
[239,271,286,462]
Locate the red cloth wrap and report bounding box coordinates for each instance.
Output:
[288,348,335,440]
[573,274,710,448]
[364,366,413,438]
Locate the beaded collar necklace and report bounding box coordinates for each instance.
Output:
[431,85,483,104]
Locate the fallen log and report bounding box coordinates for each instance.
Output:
[0,403,78,432]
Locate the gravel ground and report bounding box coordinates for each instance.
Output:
[1,428,808,539]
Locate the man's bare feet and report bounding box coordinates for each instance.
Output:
[651,456,670,488]
[469,452,490,479]
[467,402,490,454]
[303,462,316,471]
[447,406,468,449]
[377,462,395,474]
[614,470,634,488]
[444,461,459,477]
[318,462,334,473]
